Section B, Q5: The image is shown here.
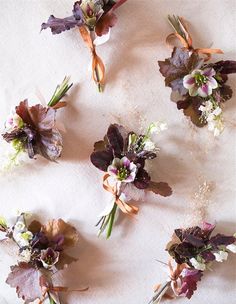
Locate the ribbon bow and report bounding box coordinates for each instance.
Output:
[79,26,105,92]
[103,173,139,215]
[166,15,223,61]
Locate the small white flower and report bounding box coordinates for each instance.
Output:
[14,221,26,232]
[143,139,156,151]
[214,250,228,262]
[190,257,206,271]
[226,244,236,253]
[19,249,32,262]
[212,107,222,116]
[148,121,168,135]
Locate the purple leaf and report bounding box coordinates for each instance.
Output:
[41,2,84,35]
[179,269,203,299]
[6,263,43,302]
[147,181,172,197]
[134,168,150,189]
[211,60,236,74]
[209,234,236,247]
[107,124,124,156]
[90,150,113,171]
[158,47,203,94]
[95,0,127,36]
[200,251,215,262]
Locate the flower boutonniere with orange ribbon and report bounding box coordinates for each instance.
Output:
[158,15,236,136]
[90,123,172,238]
[1,77,72,170]
[41,0,127,92]
[148,222,236,303]
[0,213,87,304]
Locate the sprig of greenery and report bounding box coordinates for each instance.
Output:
[47,76,73,107]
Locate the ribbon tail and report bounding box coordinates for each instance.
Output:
[195,48,224,61]
[92,49,105,92]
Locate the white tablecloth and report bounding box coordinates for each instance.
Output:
[0,1,236,303]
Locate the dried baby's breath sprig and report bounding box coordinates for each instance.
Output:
[90,122,172,238]
[149,222,236,303]
[158,15,236,136]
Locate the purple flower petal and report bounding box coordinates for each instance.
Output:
[121,157,130,168]
[183,75,195,89]
[198,84,211,97]
[202,68,215,77]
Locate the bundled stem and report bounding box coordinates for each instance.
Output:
[47,76,73,107]
[148,281,171,304]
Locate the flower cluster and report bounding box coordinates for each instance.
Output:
[41,0,127,91]
[149,222,236,303]
[158,15,236,136]
[1,77,72,169]
[90,122,172,238]
[0,213,81,304]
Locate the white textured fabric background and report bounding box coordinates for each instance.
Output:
[0,0,236,303]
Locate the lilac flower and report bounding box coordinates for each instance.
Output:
[40,248,60,269]
[183,68,218,97]
[108,156,137,182]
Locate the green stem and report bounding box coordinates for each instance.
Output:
[106,204,118,239]
[48,292,57,304]
[47,76,73,107]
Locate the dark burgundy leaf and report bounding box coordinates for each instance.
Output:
[215,84,233,103]
[211,60,236,74]
[184,234,205,248]
[107,124,124,156]
[95,0,127,36]
[182,96,206,127]
[6,263,42,302]
[96,13,118,36]
[16,100,35,127]
[2,128,25,143]
[200,251,215,262]
[147,181,172,197]
[179,269,203,299]
[134,168,151,189]
[177,99,191,110]
[90,150,113,171]
[209,234,236,247]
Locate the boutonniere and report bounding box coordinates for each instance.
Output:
[90,123,172,238]
[148,222,236,303]
[0,213,87,304]
[158,15,236,136]
[1,77,72,169]
[41,0,127,92]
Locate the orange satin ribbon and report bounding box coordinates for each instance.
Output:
[103,173,139,215]
[166,17,223,61]
[40,276,88,303]
[79,26,105,90]
[154,259,187,300]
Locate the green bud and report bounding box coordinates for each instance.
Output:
[0,216,7,229]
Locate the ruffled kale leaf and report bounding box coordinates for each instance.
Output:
[6,263,43,302]
[158,47,203,95]
[41,2,84,34]
[147,181,172,197]
[179,269,203,299]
